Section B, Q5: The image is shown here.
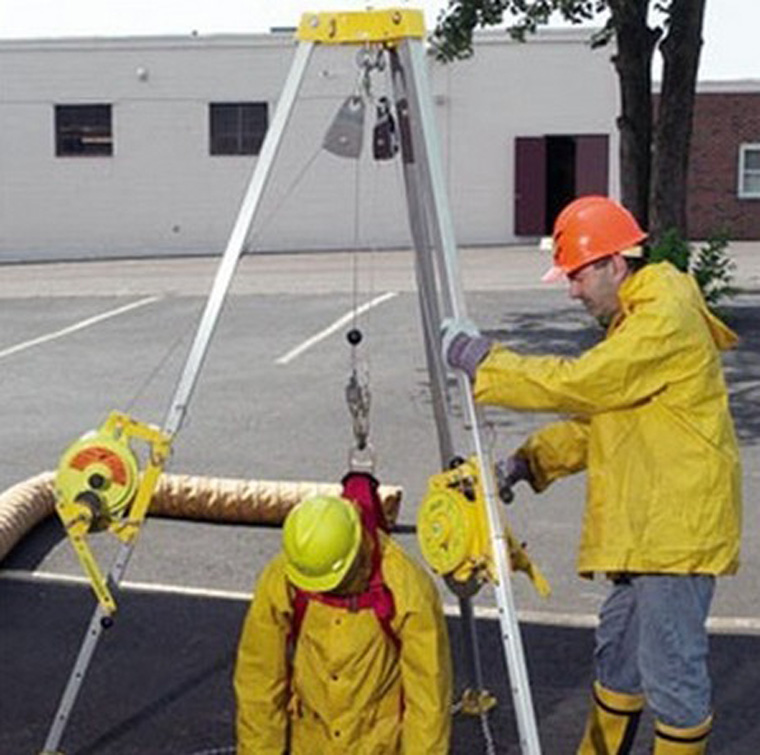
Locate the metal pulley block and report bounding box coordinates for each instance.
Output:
[372,96,399,161]
[417,457,551,598]
[323,95,366,159]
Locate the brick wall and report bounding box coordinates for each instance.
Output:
[687,91,760,239]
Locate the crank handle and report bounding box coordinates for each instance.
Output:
[498,480,515,505]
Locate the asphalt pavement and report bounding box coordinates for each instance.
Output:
[1,243,759,753]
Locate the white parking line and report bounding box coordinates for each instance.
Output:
[0,569,251,602]
[4,568,759,635]
[0,296,161,361]
[275,291,398,365]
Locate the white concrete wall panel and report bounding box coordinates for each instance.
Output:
[434,35,619,245]
[0,30,618,261]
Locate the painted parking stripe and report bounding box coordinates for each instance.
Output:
[3,568,759,635]
[0,296,160,361]
[275,291,397,365]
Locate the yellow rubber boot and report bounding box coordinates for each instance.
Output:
[653,716,712,754]
[577,681,644,754]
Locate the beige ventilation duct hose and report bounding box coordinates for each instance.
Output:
[0,472,57,562]
[0,472,402,562]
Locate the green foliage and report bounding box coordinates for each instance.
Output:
[647,227,691,271]
[648,230,736,310]
[430,0,611,61]
[692,235,737,309]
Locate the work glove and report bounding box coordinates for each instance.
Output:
[441,317,492,380]
[495,454,533,504]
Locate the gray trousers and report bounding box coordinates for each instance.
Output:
[594,574,715,728]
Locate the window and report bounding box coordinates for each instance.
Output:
[209,102,268,156]
[738,143,760,198]
[55,104,113,157]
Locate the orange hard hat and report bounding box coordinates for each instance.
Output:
[542,195,647,282]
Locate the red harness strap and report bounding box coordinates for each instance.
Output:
[342,470,390,534]
[289,472,400,653]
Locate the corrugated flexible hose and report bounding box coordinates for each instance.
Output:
[0,471,402,562]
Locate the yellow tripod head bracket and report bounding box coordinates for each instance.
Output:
[296,8,425,45]
[417,457,551,599]
[54,411,172,614]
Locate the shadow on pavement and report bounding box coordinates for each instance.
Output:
[3,516,67,571]
[2,580,758,754]
[720,302,760,445]
[483,299,760,447]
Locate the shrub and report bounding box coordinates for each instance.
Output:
[692,235,737,310]
[648,229,736,310]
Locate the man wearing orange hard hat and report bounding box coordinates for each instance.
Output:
[442,195,742,754]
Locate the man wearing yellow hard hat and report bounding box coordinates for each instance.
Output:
[234,493,452,754]
[442,196,742,754]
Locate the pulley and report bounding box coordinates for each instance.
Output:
[323,44,398,163]
[372,96,399,161]
[323,94,366,159]
[417,458,551,599]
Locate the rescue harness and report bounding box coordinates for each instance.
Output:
[289,470,400,653]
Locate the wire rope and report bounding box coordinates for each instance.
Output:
[123,315,198,418]
[244,144,324,251]
[127,86,360,433]
[480,711,499,755]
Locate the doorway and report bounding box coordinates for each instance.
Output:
[514,134,609,236]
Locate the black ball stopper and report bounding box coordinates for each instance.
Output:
[347,328,363,346]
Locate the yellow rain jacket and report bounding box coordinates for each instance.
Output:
[474,262,742,576]
[234,533,452,754]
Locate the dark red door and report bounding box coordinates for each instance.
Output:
[574,134,609,196]
[514,137,546,236]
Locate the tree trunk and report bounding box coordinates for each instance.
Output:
[650,0,707,241]
[608,0,660,231]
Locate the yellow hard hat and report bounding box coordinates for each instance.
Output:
[282,496,362,592]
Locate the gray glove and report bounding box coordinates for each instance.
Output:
[495,455,533,504]
[441,317,492,380]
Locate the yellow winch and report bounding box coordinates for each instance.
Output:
[57,429,140,530]
[54,410,172,614]
[417,457,550,598]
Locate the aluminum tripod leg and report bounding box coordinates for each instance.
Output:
[393,38,542,754]
[41,41,315,755]
[389,48,488,704]
[161,40,314,437]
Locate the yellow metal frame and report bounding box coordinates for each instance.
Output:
[297,8,425,45]
[417,458,551,597]
[54,411,172,614]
